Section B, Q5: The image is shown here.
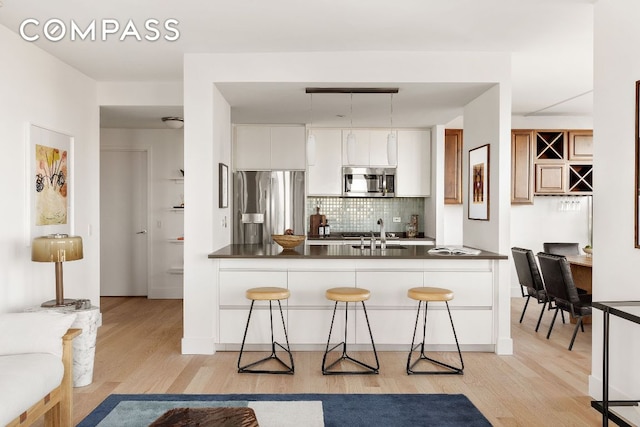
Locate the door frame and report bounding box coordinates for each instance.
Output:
[100,146,153,296]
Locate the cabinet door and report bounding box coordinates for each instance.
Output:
[369,130,393,166]
[568,130,593,161]
[511,130,534,204]
[396,130,431,196]
[535,164,566,193]
[444,129,462,204]
[342,129,370,166]
[234,126,271,170]
[270,126,305,170]
[308,129,343,196]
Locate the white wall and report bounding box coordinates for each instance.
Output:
[462,84,513,355]
[97,82,183,107]
[463,85,509,253]
[181,50,513,355]
[100,128,185,299]
[0,25,99,313]
[590,0,640,400]
[427,125,444,243]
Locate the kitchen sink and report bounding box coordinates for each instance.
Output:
[351,245,408,250]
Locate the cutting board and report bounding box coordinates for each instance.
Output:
[309,208,325,236]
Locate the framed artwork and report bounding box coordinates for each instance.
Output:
[27,124,74,243]
[219,163,228,208]
[468,144,490,221]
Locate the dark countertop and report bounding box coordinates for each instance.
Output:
[208,244,507,260]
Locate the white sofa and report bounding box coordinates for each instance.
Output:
[0,312,80,427]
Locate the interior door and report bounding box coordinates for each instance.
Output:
[100,149,148,296]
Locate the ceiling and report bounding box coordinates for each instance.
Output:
[0,0,596,128]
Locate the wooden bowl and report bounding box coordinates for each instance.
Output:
[583,247,593,255]
[272,234,305,250]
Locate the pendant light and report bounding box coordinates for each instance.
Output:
[307,93,316,166]
[346,92,356,164]
[387,93,397,166]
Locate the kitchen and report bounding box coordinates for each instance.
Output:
[212,101,508,350]
[202,76,512,358]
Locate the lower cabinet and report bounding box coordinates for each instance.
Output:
[216,258,495,350]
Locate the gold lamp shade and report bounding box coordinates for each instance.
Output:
[32,234,83,307]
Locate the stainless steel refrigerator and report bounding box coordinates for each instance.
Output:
[233,171,305,245]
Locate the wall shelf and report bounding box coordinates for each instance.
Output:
[167,268,184,275]
[168,239,184,243]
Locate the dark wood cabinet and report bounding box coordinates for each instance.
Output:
[511,129,593,200]
[444,129,462,204]
[511,130,535,204]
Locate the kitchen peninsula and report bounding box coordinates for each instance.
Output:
[209,243,507,352]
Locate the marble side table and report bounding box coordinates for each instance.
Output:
[25,304,101,387]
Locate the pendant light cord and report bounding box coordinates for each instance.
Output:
[310,93,313,128]
[390,93,393,130]
[350,92,353,131]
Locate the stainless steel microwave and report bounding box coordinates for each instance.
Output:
[343,167,395,197]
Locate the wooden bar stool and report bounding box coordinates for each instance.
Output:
[237,286,294,374]
[406,287,464,375]
[322,287,379,375]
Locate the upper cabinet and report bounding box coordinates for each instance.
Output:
[567,130,593,161]
[234,125,305,171]
[444,129,463,204]
[307,128,343,196]
[511,129,593,201]
[396,129,431,197]
[342,129,396,167]
[511,130,535,204]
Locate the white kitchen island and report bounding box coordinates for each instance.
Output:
[209,243,508,353]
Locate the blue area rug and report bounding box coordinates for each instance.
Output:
[78,393,492,427]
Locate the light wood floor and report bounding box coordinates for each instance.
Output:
[71,296,601,426]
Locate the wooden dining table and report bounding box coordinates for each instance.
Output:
[565,254,593,324]
[565,254,593,294]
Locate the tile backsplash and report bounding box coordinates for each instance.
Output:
[307,197,424,234]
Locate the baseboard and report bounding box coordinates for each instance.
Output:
[181,337,216,355]
[148,287,183,299]
[496,337,514,355]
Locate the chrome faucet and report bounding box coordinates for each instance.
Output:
[377,218,386,249]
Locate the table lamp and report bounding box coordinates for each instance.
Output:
[32,234,83,307]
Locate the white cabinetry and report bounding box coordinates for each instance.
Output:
[214,258,496,351]
[396,129,431,196]
[342,129,393,167]
[234,126,270,170]
[271,126,306,170]
[307,128,343,196]
[234,125,305,171]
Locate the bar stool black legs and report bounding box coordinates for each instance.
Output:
[322,287,379,375]
[407,287,464,375]
[238,287,294,374]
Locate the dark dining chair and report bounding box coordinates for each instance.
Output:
[543,242,580,256]
[511,247,548,332]
[536,252,592,351]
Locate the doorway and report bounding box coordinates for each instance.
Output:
[100,149,149,296]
